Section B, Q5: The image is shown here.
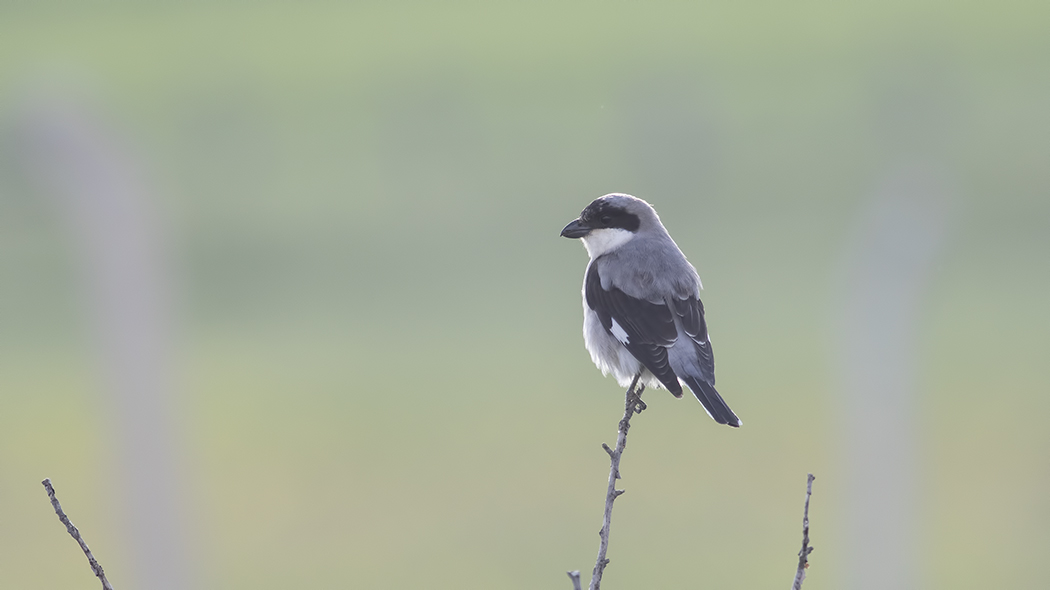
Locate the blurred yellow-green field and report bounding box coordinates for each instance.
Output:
[1,2,1048,589]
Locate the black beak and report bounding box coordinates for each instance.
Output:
[560,218,591,239]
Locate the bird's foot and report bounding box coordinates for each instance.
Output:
[627,387,647,414]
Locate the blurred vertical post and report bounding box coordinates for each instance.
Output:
[16,92,194,590]
[837,163,949,590]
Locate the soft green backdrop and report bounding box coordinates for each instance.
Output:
[1,2,1048,589]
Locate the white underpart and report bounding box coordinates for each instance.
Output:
[581,228,635,258]
[609,318,630,344]
[583,307,649,388]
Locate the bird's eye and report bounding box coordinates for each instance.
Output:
[600,215,612,225]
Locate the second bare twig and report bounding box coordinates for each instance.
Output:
[42,478,115,590]
[791,473,816,590]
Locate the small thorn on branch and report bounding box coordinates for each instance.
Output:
[42,478,115,590]
[567,570,582,590]
[602,443,615,458]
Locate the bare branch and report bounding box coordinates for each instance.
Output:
[567,570,582,590]
[589,374,645,590]
[791,474,816,590]
[42,479,115,590]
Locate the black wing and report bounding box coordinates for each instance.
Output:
[585,263,683,396]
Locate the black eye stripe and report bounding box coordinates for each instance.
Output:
[581,203,640,232]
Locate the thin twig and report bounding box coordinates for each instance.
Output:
[791,474,816,590]
[590,374,646,590]
[42,479,115,590]
[567,570,582,590]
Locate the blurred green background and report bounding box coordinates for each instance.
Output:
[1,2,1048,589]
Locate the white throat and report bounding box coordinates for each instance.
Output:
[582,228,635,258]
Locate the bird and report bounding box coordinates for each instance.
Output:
[561,193,741,427]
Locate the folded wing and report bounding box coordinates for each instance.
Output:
[585,264,682,396]
[587,264,740,427]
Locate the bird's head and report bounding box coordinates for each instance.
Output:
[560,193,658,257]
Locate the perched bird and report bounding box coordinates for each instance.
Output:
[561,193,740,427]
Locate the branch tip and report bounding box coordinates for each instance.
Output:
[41,478,115,590]
[791,473,816,590]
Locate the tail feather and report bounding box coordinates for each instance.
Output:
[681,375,741,427]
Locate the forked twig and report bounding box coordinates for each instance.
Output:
[42,479,115,590]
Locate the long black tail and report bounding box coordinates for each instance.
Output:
[681,375,741,427]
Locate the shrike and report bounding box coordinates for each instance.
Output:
[561,193,740,427]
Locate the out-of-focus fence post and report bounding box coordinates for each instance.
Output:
[16,93,195,590]
[836,162,949,590]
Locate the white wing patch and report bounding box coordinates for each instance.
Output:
[610,318,630,345]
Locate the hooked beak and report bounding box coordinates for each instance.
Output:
[560,218,591,239]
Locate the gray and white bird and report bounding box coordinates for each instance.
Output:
[561,193,741,427]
